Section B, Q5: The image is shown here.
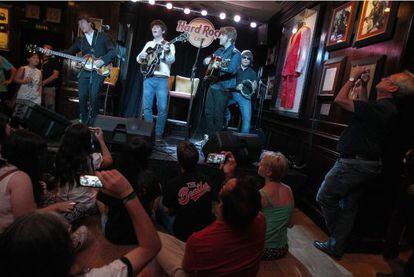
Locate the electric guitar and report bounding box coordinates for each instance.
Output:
[26,44,112,76]
[140,33,189,78]
[204,55,231,81]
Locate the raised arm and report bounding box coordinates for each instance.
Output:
[13,66,30,85]
[97,170,161,276]
[92,127,113,168]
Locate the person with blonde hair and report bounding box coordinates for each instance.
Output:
[257,151,294,260]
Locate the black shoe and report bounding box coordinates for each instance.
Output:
[313,240,343,260]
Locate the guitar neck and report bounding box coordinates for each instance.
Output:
[155,36,183,54]
[39,48,85,63]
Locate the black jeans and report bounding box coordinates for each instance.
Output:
[204,86,229,136]
[78,71,104,125]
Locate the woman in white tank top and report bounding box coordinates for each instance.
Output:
[14,53,42,105]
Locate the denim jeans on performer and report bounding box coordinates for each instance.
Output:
[316,158,381,253]
[225,92,252,133]
[143,76,168,136]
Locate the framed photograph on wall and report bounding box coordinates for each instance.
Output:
[354,1,399,47]
[271,6,321,118]
[0,6,10,51]
[326,2,359,51]
[348,56,385,100]
[46,7,61,24]
[266,76,275,100]
[318,56,347,96]
[25,5,40,20]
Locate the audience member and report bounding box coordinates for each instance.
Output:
[41,44,61,111]
[49,123,113,222]
[0,55,16,112]
[0,113,12,149]
[0,129,74,233]
[99,137,161,245]
[0,169,161,277]
[151,170,265,276]
[14,52,42,105]
[257,151,294,260]
[162,141,215,242]
[314,69,414,260]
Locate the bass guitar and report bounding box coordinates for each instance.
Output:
[26,44,112,77]
[140,33,189,78]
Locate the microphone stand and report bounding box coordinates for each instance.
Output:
[188,38,204,140]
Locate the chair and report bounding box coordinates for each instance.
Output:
[102,67,120,115]
[167,75,200,139]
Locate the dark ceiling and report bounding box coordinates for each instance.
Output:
[158,1,282,24]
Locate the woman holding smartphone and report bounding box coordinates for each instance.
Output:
[46,123,113,222]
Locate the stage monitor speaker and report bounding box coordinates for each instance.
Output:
[13,99,71,139]
[92,115,155,148]
[202,131,263,164]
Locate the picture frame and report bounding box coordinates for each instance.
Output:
[326,2,359,51]
[0,6,10,51]
[318,56,347,97]
[25,5,40,20]
[46,7,61,24]
[266,76,275,100]
[354,1,399,47]
[271,6,321,118]
[348,56,386,100]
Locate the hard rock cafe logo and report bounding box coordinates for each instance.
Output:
[176,18,222,48]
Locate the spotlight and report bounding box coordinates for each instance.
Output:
[219,12,226,20]
[184,8,190,14]
[166,2,173,9]
[201,10,208,16]
[250,22,257,28]
[148,0,155,4]
[234,15,241,22]
[292,27,298,34]
[131,0,139,2]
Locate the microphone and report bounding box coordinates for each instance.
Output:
[102,25,110,31]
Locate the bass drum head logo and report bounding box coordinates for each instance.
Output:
[176,18,222,48]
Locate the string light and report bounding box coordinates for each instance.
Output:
[137,0,262,27]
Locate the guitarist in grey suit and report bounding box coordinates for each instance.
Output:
[63,15,115,125]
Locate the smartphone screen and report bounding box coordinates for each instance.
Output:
[206,153,226,164]
[79,175,103,188]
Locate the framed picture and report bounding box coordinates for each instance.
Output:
[348,56,385,100]
[25,5,40,20]
[318,56,347,96]
[0,6,10,51]
[326,2,359,51]
[272,6,321,118]
[77,17,103,37]
[46,7,61,24]
[354,1,399,47]
[266,76,275,100]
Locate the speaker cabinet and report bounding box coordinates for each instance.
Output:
[13,99,71,139]
[92,115,155,148]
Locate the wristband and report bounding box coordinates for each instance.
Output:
[122,191,137,204]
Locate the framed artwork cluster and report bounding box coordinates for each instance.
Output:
[0,5,9,51]
[326,0,399,50]
[25,5,62,24]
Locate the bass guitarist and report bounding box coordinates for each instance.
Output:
[225,50,257,134]
[137,20,175,140]
[198,26,241,145]
[63,15,116,125]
